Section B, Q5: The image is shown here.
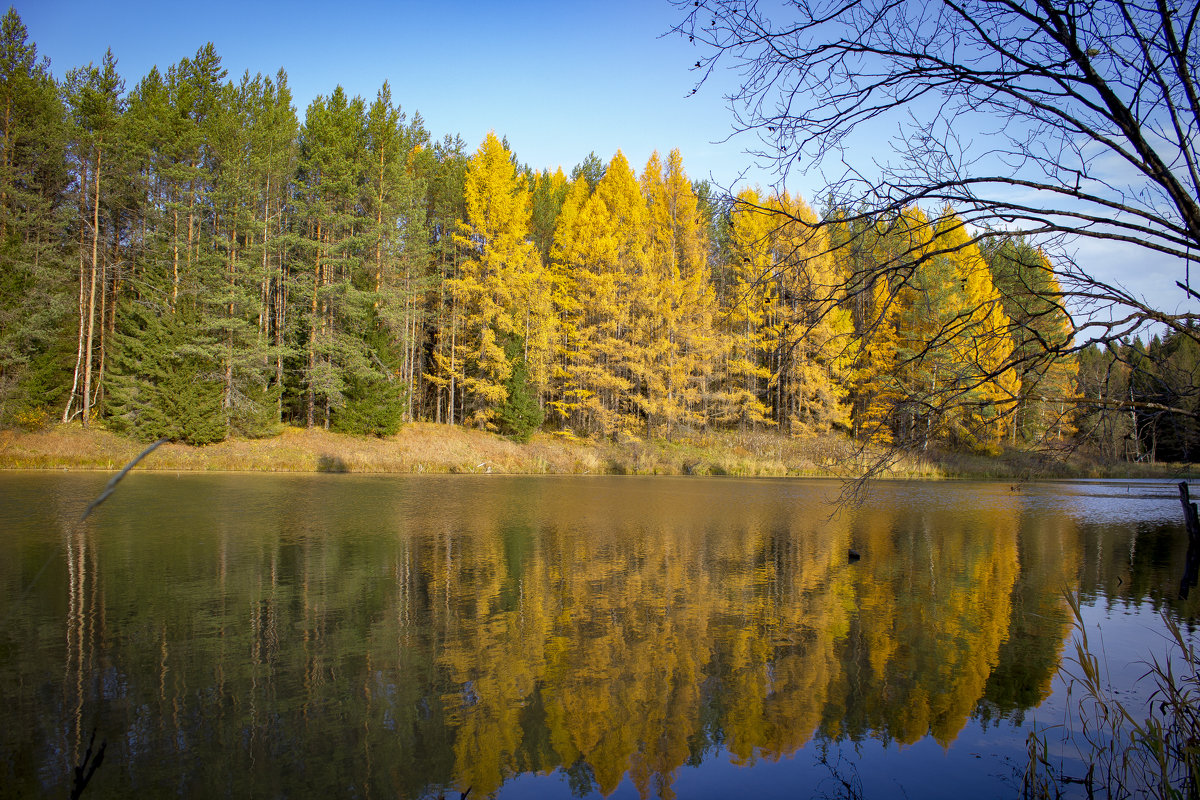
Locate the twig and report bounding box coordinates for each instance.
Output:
[69,728,106,799]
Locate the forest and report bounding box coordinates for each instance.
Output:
[0,8,1195,463]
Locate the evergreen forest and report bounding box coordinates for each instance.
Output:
[0,9,1195,462]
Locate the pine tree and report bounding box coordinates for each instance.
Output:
[62,48,125,427]
[421,134,469,424]
[208,70,283,437]
[116,46,295,442]
[296,86,379,430]
[570,152,606,191]
[0,8,71,426]
[248,68,299,426]
[348,82,430,434]
[529,167,567,263]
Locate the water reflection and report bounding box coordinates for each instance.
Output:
[0,475,1191,798]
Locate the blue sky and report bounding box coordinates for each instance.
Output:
[15,0,784,192]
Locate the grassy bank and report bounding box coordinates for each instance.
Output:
[0,422,1194,480]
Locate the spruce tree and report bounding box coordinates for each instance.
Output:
[106,299,224,445]
[497,335,544,442]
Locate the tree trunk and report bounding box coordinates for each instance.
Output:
[172,205,179,309]
[81,147,101,428]
[63,160,89,423]
[306,220,322,428]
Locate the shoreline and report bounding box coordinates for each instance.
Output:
[0,422,1194,481]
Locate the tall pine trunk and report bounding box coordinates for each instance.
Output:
[306,220,321,428]
[62,160,89,423]
[81,146,101,427]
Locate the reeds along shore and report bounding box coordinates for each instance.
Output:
[0,423,1194,480]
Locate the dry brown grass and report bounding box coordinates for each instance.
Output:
[4,422,1185,479]
[0,425,146,470]
[0,422,608,475]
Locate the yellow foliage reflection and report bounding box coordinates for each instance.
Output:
[3,475,1095,799]
[418,480,1041,797]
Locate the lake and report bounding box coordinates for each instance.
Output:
[1,473,1196,799]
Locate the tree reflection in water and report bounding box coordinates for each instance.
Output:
[0,474,1192,798]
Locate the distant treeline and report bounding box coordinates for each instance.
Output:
[0,9,1194,460]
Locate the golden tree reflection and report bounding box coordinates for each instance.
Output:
[0,475,1100,799]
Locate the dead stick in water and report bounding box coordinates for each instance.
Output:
[1180,482,1200,543]
[80,438,168,521]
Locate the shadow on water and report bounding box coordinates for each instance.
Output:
[316,454,349,473]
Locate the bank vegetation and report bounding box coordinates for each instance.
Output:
[1,422,1193,482]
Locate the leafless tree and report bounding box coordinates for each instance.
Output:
[672,0,1200,474]
[672,0,1200,341]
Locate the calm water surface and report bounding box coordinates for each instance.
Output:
[0,473,1196,799]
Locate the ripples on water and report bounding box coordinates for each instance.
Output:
[0,474,1195,799]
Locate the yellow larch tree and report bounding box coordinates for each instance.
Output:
[639,149,720,437]
[831,213,906,445]
[768,191,856,434]
[445,131,552,429]
[892,205,959,449]
[890,207,1019,452]
[855,277,903,445]
[552,151,649,436]
[932,210,1020,452]
[546,173,592,426]
[717,188,777,428]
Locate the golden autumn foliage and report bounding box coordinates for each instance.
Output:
[394,138,1071,456]
[719,188,777,428]
[439,132,553,430]
[725,190,856,435]
[639,150,720,435]
[841,207,1024,454]
[551,151,649,434]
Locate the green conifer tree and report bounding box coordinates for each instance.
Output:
[0,8,71,426]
